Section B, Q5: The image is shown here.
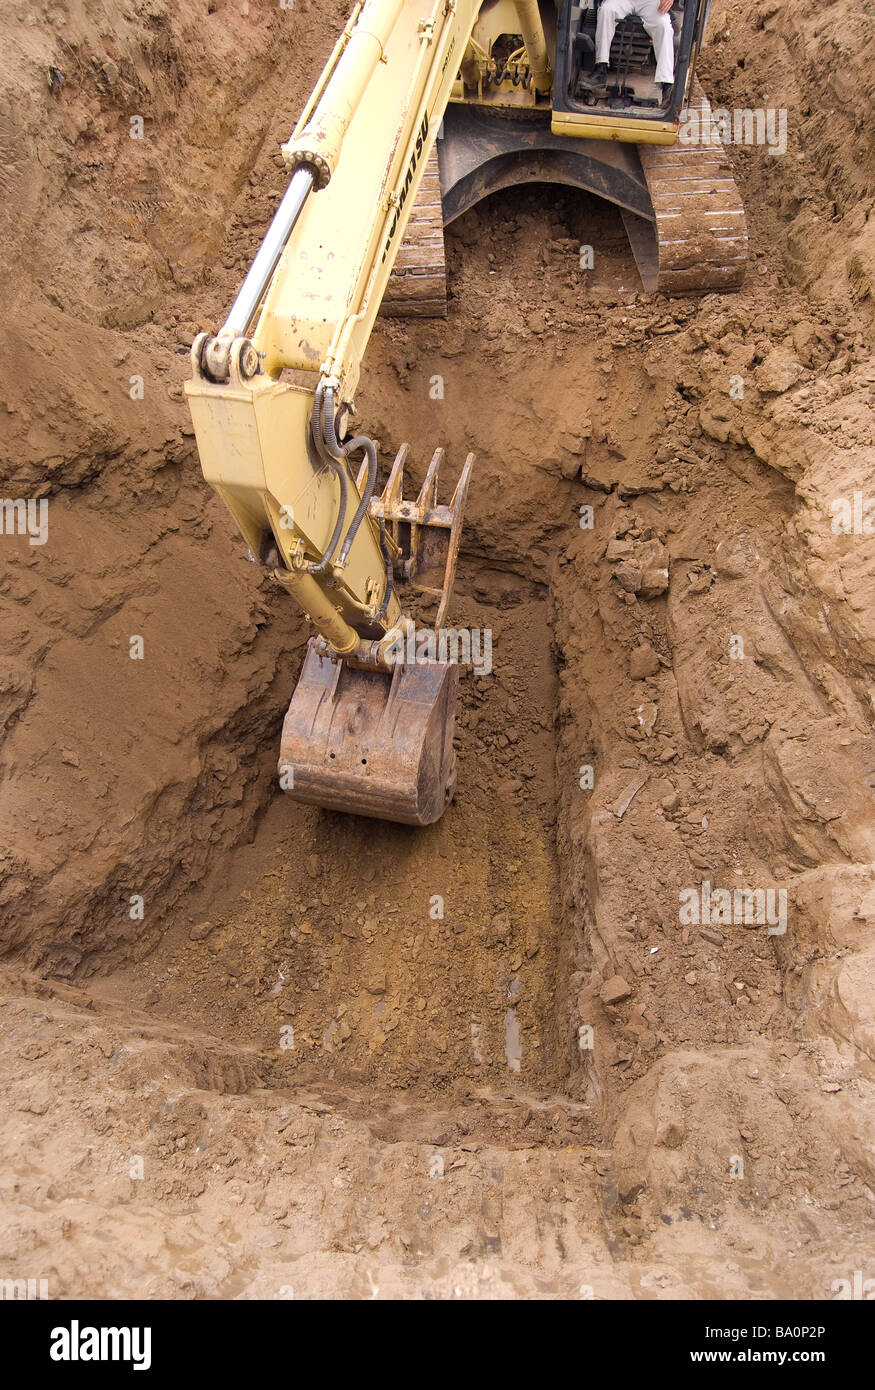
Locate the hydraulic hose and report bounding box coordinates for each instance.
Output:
[375,516,394,623]
[302,384,348,577]
[303,383,391,618]
[319,385,379,569]
[336,434,377,566]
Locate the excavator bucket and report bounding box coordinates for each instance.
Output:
[279,642,458,825]
[278,445,474,825]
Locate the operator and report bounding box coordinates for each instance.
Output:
[582,0,675,96]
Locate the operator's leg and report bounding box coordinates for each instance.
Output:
[595,0,636,67]
[637,0,675,84]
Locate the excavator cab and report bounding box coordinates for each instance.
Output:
[556,2,694,120]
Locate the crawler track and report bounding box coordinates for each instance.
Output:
[381,147,447,317]
[634,81,748,293]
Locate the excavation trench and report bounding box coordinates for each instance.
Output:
[3,0,875,1290]
[32,184,875,1166]
[97,557,574,1110]
[92,186,649,1127]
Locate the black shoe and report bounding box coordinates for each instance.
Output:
[660,81,674,102]
[581,62,609,91]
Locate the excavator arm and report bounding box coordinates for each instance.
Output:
[184,0,509,823]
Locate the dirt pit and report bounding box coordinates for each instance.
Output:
[1,0,874,1299]
[99,567,570,1103]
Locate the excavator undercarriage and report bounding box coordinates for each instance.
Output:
[386,83,747,315]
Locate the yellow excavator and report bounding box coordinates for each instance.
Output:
[185,0,745,826]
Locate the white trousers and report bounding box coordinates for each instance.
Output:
[595,0,675,84]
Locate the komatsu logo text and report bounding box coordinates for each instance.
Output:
[381,110,430,263]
